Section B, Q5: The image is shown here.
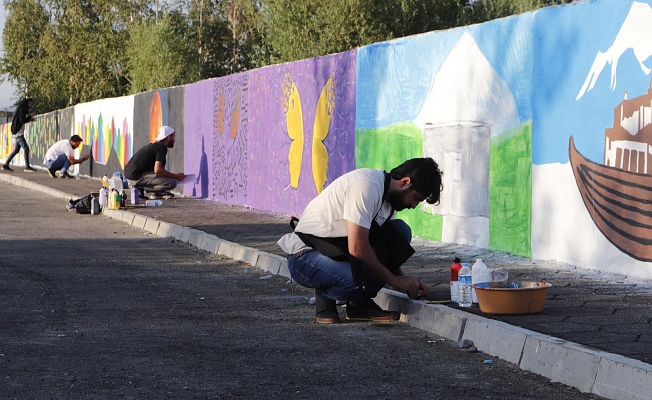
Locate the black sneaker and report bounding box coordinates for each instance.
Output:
[61,171,74,179]
[1,165,13,172]
[345,300,400,322]
[315,293,340,324]
[47,168,57,178]
[24,166,37,172]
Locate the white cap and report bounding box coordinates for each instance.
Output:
[155,125,175,141]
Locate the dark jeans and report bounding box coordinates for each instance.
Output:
[4,135,30,168]
[44,154,71,173]
[127,172,177,192]
[288,219,412,303]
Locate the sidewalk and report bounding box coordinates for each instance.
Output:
[2,168,652,399]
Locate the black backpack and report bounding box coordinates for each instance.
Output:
[66,194,93,214]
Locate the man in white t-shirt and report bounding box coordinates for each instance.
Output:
[278,158,443,324]
[43,135,90,178]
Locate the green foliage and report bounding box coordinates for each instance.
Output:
[126,14,202,93]
[218,0,267,73]
[2,0,134,111]
[261,0,467,64]
[1,0,51,112]
[185,0,230,78]
[462,0,574,24]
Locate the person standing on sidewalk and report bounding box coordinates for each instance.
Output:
[43,135,90,178]
[124,125,186,200]
[2,98,37,172]
[278,158,443,324]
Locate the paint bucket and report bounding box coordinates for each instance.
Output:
[473,281,551,315]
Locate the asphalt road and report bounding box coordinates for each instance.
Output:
[0,182,602,399]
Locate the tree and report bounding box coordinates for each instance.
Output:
[220,0,268,73]
[126,13,202,93]
[260,0,467,64]
[1,0,51,112]
[48,0,132,105]
[461,0,576,24]
[184,0,231,78]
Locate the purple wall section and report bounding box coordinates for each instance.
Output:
[213,73,249,205]
[247,50,357,216]
[183,81,214,198]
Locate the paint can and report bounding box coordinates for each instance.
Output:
[131,187,139,205]
[91,197,100,215]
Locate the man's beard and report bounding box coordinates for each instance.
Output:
[167,141,175,148]
[387,188,410,211]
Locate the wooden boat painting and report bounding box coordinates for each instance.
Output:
[569,137,652,262]
[569,86,652,262]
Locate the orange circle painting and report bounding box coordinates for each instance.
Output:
[149,92,162,143]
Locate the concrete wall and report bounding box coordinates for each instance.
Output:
[3,0,652,278]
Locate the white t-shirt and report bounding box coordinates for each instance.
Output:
[277,169,394,255]
[44,140,74,163]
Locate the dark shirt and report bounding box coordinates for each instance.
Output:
[124,141,168,180]
[11,98,34,134]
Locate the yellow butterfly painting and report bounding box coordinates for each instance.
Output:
[283,72,335,194]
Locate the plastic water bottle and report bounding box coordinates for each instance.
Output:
[99,188,108,207]
[450,257,462,302]
[458,263,472,308]
[471,258,490,303]
[145,200,163,207]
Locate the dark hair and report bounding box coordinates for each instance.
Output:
[390,157,443,204]
[70,135,83,143]
[14,98,33,114]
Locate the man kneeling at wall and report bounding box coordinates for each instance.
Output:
[278,158,443,323]
[124,125,186,200]
[43,135,90,178]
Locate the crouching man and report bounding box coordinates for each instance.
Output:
[124,126,186,200]
[43,135,90,178]
[278,158,443,324]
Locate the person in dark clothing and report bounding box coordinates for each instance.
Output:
[124,125,186,199]
[2,98,37,172]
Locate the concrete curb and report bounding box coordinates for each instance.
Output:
[2,173,650,399]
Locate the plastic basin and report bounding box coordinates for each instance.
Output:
[472,281,552,315]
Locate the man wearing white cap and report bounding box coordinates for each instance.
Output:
[124,125,186,199]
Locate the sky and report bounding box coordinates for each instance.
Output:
[0,3,17,112]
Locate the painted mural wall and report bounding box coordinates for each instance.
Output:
[246,52,357,214]
[74,95,135,178]
[356,16,534,256]
[3,0,652,278]
[531,0,652,279]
